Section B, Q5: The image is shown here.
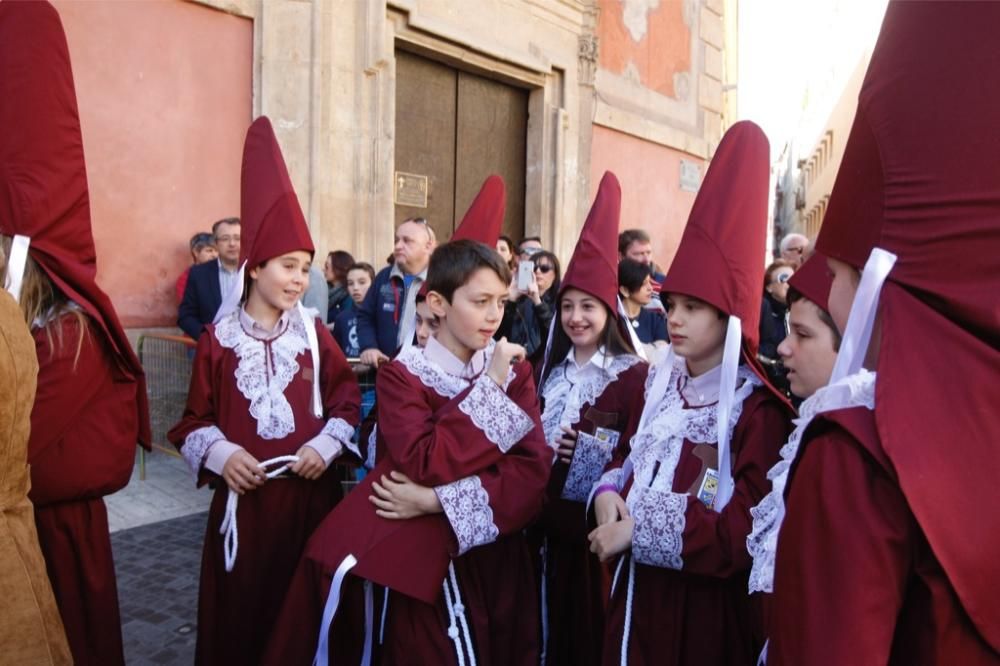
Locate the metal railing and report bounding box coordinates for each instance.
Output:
[137,333,197,480]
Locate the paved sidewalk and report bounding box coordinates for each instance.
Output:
[106,448,212,533]
[112,511,205,665]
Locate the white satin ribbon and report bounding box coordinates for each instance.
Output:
[4,234,31,302]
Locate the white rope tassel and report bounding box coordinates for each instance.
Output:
[442,571,467,666]
[220,455,300,572]
[714,316,743,511]
[379,586,389,645]
[361,580,374,666]
[449,562,477,666]
[619,557,636,666]
[3,234,30,302]
[610,555,626,599]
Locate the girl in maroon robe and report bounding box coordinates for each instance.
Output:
[587,122,792,666]
[168,117,360,665]
[1,4,152,664]
[535,173,648,666]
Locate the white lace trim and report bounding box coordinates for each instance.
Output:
[458,374,534,453]
[364,425,378,470]
[322,416,360,459]
[214,309,310,440]
[631,488,689,568]
[397,339,512,398]
[622,356,760,569]
[540,354,643,450]
[182,425,226,481]
[434,475,499,555]
[562,431,617,502]
[747,370,876,593]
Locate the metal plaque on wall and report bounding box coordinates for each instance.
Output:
[679,159,702,193]
[394,171,429,208]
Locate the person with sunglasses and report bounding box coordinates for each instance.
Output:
[759,259,795,393]
[497,249,561,357]
[778,233,809,268]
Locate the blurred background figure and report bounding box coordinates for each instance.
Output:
[618,258,668,360]
[778,232,809,268]
[324,249,356,325]
[496,234,517,271]
[497,248,559,357]
[759,258,796,391]
[174,232,217,304]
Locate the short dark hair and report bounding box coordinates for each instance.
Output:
[618,229,650,256]
[212,217,240,236]
[787,288,842,351]
[189,232,215,251]
[326,250,356,283]
[425,240,511,302]
[618,258,651,294]
[517,236,542,252]
[346,261,375,283]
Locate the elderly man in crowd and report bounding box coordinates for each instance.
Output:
[357,217,435,366]
[779,232,810,267]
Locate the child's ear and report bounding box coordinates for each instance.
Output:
[427,291,448,318]
[248,265,260,280]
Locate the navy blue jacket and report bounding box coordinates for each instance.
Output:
[356,265,409,356]
[177,260,223,340]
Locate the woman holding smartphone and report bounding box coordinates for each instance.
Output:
[497,249,561,357]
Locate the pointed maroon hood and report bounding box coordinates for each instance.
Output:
[451,175,505,245]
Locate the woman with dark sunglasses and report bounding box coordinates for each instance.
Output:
[496,249,561,357]
[759,259,796,392]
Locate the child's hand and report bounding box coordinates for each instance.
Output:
[594,490,629,526]
[291,445,328,480]
[556,425,578,464]
[488,337,527,386]
[222,450,265,495]
[588,517,634,562]
[369,471,442,520]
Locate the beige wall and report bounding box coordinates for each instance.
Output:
[56,0,252,328]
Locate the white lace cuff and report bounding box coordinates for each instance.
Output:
[586,466,624,512]
[322,417,360,459]
[457,374,534,453]
[434,475,499,556]
[630,487,688,569]
[562,432,616,503]
[182,426,228,482]
[364,426,378,470]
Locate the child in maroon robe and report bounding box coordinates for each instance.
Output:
[168,117,360,665]
[265,238,551,666]
[587,122,792,666]
[535,173,648,666]
[1,4,151,664]
[770,3,1000,663]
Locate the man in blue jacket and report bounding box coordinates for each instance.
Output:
[357,218,434,365]
[177,217,241,340]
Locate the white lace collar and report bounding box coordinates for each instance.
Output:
[540,351,643,447]
[747,369,876,594]
[423,335,488,379]
[398,338,510,399]
[214,307,310,439]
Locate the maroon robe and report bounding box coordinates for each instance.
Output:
[601,382,790,666]
[28,314,139,666]
[168,313,360,666]
[265,342,550,666]
[537,356,648,666]
[769,407,999,665]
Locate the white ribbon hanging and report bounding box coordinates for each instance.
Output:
[219,454,300,572]
[714,315,743,511]
[313,553,359,666]
[213,259,247,325]
[297,301,324,418]
[829,248,897,384]
[3,234,31,302]
[617,295,648,361]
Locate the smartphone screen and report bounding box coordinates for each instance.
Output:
[517,260,534,291]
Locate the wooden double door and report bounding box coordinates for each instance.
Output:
[394,50,528,243]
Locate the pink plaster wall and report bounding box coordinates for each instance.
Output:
[590,125,700,272]
[54,0,252,327]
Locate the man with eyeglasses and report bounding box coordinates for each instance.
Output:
[178,217,241,340]
[779,232,810,268]
[357,217,435,366]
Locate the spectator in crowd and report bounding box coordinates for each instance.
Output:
[759,259,796,392]
[618,228,666,284]
[332,262,375,362]
[177,217,241,340]
[779,232,809,267]
[174,232,217,303]
[323,250,355,323]
[357,217,434,365]
[496,234,517,270]
[498,249,560,357]
[517,235,543,262]
[618,258,669,359]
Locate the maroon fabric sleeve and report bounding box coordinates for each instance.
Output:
[315,319,361,436]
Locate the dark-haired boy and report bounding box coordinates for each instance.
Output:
[266,240,551,666]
